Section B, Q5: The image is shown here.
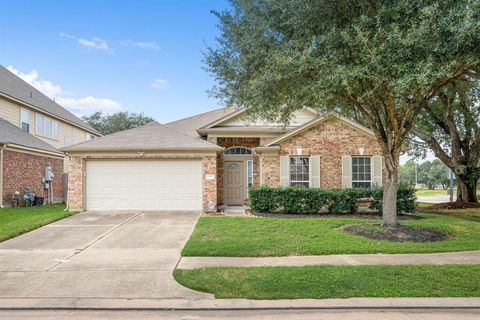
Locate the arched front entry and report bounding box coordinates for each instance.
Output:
[223,147,253,205]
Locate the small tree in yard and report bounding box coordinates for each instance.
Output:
[206,0,480,227]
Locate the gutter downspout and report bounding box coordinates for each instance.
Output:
[64,152,69,211]
[0,143,7,208]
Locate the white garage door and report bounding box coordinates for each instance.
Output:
[86,159,202,211]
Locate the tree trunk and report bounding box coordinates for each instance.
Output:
[382,166,400,227]
[456,174,479,203]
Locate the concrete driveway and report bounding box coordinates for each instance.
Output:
[0,211,211,300]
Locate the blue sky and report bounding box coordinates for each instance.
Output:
[0,0,231,123]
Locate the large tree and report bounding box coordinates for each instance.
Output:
[82,111,155,135]
[206,0,480,226]
[413,76,480,202]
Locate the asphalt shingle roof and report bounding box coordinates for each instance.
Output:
[0,118,63,154]
[62,122,223,152]
[0,65,97,134]
[165,107,237,137]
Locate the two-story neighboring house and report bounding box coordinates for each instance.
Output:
[0,65,100,207]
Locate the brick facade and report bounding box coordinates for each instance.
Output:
[213,137,261,205]
[66,153,218,212]
[265,118,383,188]
[2,149,64,206]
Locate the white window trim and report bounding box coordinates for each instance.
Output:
[352,156,372,188]
[35,113,59,140]
[224,146,252,156]
[247,159,253,188]
[289,156,311,187]
[20,107,30,132]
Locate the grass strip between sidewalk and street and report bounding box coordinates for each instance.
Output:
[174,264,480,299]
[0,204,76,242]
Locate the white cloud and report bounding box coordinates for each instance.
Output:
[59,32,76,39]
[150,78,169,89]
[78,37,111,51]
[7,66,63,98]
[120,39,159,50]
[57,96,122,115]
[8,66,123,116]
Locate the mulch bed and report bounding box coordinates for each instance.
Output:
[344,224,449,242]
[252,212,422,220]
[426,202,480,210]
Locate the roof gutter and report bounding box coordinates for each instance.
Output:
[0,142,7,208]
[61,146,224,153]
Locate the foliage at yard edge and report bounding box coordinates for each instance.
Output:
[182,211,480,257]
[174,265,480,299]
[0,204,76,242]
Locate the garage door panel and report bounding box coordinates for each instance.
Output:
[86,160,202,211]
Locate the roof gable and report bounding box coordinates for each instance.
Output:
[165,107,237,137]
[0,65,98,134]
[62,122,222,152]
[203,107,318,129]
[264,113,376,146]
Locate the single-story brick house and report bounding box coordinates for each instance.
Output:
[63,107,384,212]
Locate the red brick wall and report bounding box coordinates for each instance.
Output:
[261,118,383,188]
[2,150,64,206]
[213,137,261,205]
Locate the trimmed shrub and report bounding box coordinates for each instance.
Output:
[248,185,281,212]
[282,186,329,214]
[370,183,417,214]
[248,184,416,214]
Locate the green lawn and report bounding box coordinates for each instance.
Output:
[0,204,76,242]
[174,264,480,299]
[182,211,480,256]
[415,188,450,196]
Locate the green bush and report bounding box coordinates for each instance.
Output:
[370,183,416,214]
[248,185,281,212]
[248,184,416,214]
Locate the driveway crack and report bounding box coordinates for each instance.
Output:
[46,212,144,271]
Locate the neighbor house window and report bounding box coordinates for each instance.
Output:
[35,113,58,139]
[85,133,95,141]
[247,160,253,187]
[224,147,252,155]
[352,156,371,188]
[20,108,30,132]
[290,156,310,187]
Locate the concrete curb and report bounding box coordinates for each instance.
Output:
[0,297,479,310]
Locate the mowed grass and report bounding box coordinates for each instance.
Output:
[174,264,480,299]
[0,204,76,242]
[415,188,450,196]
[182,211,480,256]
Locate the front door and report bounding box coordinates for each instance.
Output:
[224,161,246,205]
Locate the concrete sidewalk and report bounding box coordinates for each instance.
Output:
[177,250,480,269]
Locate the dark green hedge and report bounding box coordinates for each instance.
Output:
[248,184,416,214]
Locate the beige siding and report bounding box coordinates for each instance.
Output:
[0,97,21,126]
[0,96,97,150]
[219,108,317,128]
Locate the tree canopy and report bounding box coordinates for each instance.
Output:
[206,0,480,226]
[413,75,480,202]
[82,111,155,136]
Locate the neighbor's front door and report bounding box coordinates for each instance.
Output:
[224,161,246,205]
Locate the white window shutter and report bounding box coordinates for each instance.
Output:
[310,156,320,187]
[372,155,383,187]
[280,156,290,186]
[341,156,352,188]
